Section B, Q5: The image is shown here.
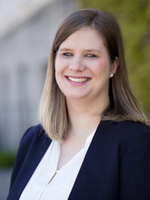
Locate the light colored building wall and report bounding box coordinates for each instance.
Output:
[0,0,78,151]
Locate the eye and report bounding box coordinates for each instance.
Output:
[86,54,97,58]
[63,52,73,57]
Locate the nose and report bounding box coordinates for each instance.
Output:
[68,56,85,71]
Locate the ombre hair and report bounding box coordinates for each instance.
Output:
[39,8,149,141]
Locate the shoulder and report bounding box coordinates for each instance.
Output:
[100,120,150,138]
[95,120,150,156]
[108,121,150,162]
[14,124,52,167]
[114,120,150,142]
[19,124,49,153]
[14,124,51,174]
[14,124,51,166]
[20,124,49,148]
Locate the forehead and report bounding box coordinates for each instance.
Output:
[59,26,105,49]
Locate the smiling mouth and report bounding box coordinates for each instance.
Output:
[67,77,89,83]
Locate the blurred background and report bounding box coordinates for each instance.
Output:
[0,0,150,199]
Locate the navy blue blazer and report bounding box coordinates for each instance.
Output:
[7,120,150,200]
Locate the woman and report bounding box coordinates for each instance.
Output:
[7,9,150,200]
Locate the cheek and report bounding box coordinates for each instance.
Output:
[95,59,110,75]
[55,56,60,71]
[55,56,67,74]
[55,57,62,78]
[55,57,66,87]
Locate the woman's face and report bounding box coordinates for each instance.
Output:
[55,26,117,102]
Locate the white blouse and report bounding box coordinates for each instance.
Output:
[19,130,95,200]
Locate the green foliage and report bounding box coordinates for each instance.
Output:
[78,0,150,118]
[0,149,15,168]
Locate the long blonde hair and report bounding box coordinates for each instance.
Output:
[39,9,149,141]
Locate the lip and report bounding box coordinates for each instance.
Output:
[65,76,90,86]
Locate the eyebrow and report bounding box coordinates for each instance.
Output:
[59,48,101,53]
[59,48,72,52]
[85,49,101,53]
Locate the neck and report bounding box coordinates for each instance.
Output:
[66,97,109,138]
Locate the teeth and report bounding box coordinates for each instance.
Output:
[68,77,88,82]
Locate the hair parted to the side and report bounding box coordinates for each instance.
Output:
[39,8,149,142]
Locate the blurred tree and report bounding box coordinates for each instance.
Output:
[78,0,150,118]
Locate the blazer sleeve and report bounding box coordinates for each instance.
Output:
[119,130,150,200]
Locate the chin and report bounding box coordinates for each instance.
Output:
[65,93,87,100]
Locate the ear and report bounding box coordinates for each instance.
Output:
[109,57,119,78]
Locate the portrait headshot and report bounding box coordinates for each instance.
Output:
[7,7,150,200]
